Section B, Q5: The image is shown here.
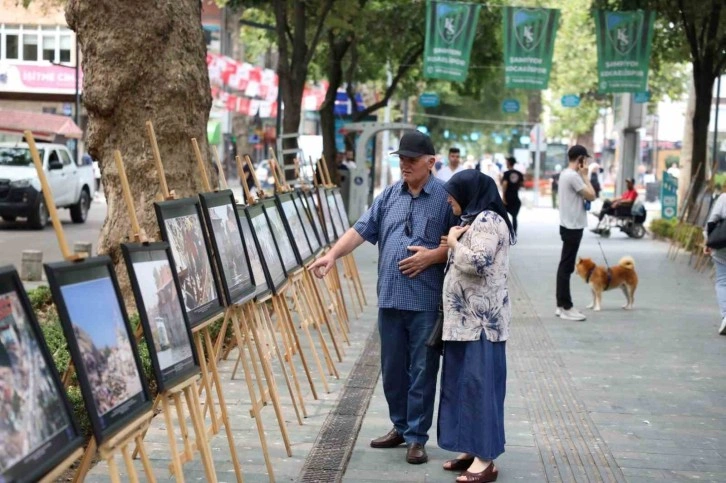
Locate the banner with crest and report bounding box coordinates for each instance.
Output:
[423,0,481,82]
[502,7,560,90]
[594,10,655,93]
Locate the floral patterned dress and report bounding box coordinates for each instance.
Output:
[442,210,511,342]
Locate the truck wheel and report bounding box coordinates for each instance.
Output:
[28,198,48,230]
[70,189,90,223]
[1,216,16,222]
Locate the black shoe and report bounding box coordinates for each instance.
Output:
[370,428,405,448]
[406,443,428,464]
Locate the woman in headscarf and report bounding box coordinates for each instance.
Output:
[438,170,515,483]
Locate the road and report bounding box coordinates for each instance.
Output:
[0,194,107,273]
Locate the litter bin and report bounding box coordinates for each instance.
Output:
[645,182,660,202]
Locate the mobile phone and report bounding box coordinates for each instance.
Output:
[578,156,584,168]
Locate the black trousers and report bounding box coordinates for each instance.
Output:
[556,226,583,310]
[506,199,521,234]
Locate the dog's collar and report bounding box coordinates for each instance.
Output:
[586,266,595,283]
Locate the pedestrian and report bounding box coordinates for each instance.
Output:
[309,130,455,464]
[436,147,465,182]
[551,165,561,209]
[588,161,602,198]
[703,191,726,335]
[555,145,596,321]
[437,170,515,483]
[501,156,523,234]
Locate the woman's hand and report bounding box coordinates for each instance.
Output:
[447,225,470,248]
[704,246,712,256]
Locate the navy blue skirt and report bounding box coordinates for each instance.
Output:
[437,337,507,460]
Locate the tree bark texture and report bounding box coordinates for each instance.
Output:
[689,73,716,206]
[66,1,214,275]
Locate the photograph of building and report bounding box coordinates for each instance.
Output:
[207,203,250,291]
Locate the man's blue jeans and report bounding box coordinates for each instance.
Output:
[378,308,441,445]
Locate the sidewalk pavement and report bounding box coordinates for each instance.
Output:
[343,206,726,482]
[79,203,726,482]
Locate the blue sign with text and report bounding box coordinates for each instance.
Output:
[502,99,520,113]
[419,92,440,108]
[561,94,581,108]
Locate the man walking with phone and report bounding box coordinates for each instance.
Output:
[555,145,596,321]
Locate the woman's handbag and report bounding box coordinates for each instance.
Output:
[425,307,444,354]
[707,219,726,249]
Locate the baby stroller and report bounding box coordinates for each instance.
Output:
[591,200,647,238]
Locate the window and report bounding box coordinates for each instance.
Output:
[42,35,55,61]
[6,34,19,59]
[59,34,72,63]
[58,149,72,166]
[22,33,38,61]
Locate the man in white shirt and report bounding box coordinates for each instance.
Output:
[556,145,596,321]
[435,147,465,182]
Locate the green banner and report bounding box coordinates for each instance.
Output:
[502,7,560,90]
[594,10,655,93]
[423,0,481,82]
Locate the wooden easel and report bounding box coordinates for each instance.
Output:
[190,144,297,479]
[264,152,339,385]
[25,130,158,483]
[318,155,366,317]
[115,150,217,482]
[146,122,245,483]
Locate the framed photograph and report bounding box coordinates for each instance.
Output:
[0,266,84,483]
[325,188,345,240]
[261,197,300,274]
[244,203,287,294]
[155,198,223,327]
[292,190,322,256]
[303,189,329,246]
[236,205,271,300]
[199,191,255,306]
[121,243,199,393]
[44,257,152,446]
[276,192,313,265]
[315,187,337,244]
[333,188,351,231]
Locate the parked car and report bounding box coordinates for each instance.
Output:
[0,142,95,229]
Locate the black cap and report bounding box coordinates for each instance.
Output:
[391,131,436,158]
[625,177,635,184]
[568,144,591,160]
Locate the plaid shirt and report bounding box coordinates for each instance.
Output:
[353,175,456,311]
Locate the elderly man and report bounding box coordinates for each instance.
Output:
[310,131,455,465]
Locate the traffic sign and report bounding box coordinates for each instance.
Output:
[419,92,440,108]
[502,99,520,113]
[634,91,651,104]
[561,94,580,108]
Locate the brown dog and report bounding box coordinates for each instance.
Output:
[576,256,638,311]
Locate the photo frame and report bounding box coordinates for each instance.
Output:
[199,190,255,306]
[236,205,271,300]
[276,192,314,265]
[244,203,287,294]
[0,266,84,483]
[333,188,351,231]
[315,187,337,244]
[155,197,223,327]
[121,243,200,393]
[303,189,329,246]
[325,188,346,240]
[292,190,322,256]
[261,197,300,274]
[44,257,152,445]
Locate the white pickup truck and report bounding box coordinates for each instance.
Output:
[0,142,95,229]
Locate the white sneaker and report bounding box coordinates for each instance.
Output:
[555,307,562,317]
[560,308,586,321]
[719,317,726,335]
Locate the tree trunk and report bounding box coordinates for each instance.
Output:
[678,78,695,213]
[66,0,213,282]
[527,91,542,124]
[689,73,716,208]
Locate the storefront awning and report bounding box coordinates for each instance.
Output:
[207,119,222,145]
[0,109,82,140]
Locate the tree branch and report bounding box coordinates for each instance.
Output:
[351,42,424,121]
[677,0,702,69]
[304,0,335,66]
[273,0,291,73]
